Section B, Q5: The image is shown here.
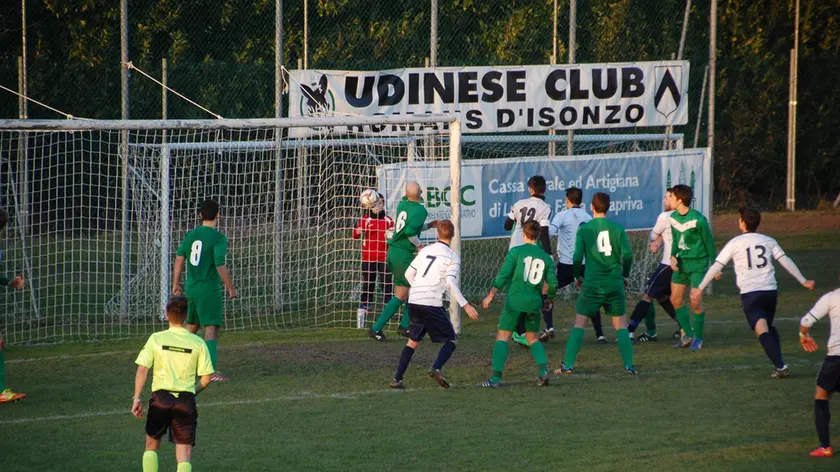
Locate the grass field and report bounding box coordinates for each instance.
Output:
[2,211,840,471]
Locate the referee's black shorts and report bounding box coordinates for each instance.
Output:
[145,390,198,446]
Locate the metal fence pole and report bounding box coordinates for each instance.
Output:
[693,65,709,148]
[274,0,284,311]
[567,0,576,156]
[787,0,799,211]
[430,0,438,66]
[303,0,308,69]
[120,0,130,318]
[548,0,557,158]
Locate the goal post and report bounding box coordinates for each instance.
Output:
[0,115,462,344]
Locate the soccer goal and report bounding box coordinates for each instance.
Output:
[0,115,462,344]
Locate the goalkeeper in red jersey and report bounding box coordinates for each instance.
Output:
[353,192,395,329]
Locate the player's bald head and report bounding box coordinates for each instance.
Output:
[406,181,422,200]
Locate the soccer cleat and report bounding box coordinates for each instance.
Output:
[629,332,635,341]
[809,447,833,457]
[596,336,608,345]
[479,378,502,388]
[553,362,574,375]
[771,365,790,379]
[512,332,529,348]
[690,338,704,351]
[390,379,405,390]
[538,373,550,387]
[0,388,26,404]
[625,366,638,376]
[210,372,230,383]
[428,369,450,389]
[397,326,410,338]
[673,328,683,339]
[637,333,658,343]
[673,336,693,348]
[538,328,556,343]
[368,328,387,342]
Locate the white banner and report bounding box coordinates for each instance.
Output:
[289,62,689,136]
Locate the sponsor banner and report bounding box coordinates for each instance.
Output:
[377,148,710,240]
[289,62,689,136]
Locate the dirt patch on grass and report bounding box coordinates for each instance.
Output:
[712,210,840,238]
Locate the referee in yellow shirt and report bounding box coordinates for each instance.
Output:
[132,296,214,472]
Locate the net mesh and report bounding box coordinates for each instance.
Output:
[0,120,453,344]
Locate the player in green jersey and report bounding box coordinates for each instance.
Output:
[668,184,718,351]
[369,182,437,342]
[556,192,637,375]
[172,200,238,382]
[132,297,214,472]
[0,209,26,404]
[480,221,558,387]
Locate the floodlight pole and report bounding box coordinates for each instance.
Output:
[786,0,800,211]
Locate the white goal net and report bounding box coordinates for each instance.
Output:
[0,116,460,344]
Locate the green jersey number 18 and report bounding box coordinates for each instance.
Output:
[523,256,546,284]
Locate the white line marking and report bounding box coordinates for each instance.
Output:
[0,360,823,426]
[4,317,808,365]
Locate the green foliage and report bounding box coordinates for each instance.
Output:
[0,0,838,205]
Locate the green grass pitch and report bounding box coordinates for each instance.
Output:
[2,212,840,471]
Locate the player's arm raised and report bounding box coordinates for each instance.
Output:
[800,294,831,352]
[772,242,815,290]
[214,236,237,299]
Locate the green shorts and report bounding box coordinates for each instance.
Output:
[671,258,709,288]
[575,284,626,317]
[387,247,415,287]
[186,291,223,327]
[498,305,541,333]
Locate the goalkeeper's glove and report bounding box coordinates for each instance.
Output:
[541,295,554,312]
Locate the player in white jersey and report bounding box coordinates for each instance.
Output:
[800,275,840,458]
[389,220,479,389]
[696,208,814,378]
[627,189,681,342]
[504,176,553,347]
[546,187,607,344]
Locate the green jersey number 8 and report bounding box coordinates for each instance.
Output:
[523,256,545,284]
[596,231,613,256]
[190,241,203,266]
[395,212,407,233]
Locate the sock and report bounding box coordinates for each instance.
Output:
[815,399,831,448]
[675,306,694,338]
[398,304,411,329]
[490,340,509,382]
[0,348,5,391]
[758,333,785,369]
[543,305,554,330]
[658,298,678,321]
[769,326,785,366]
[644,303,657,335]
[432,341,456,370]
[205,339,218,371]
[177,462,192,472]
[529,341,548,376]
[372,297,404,332]
[616,328,634,368]
[142,451,158,472]
[693,312,706,340]
[628,300,651,333]
[394,346,415,381]
[563,327,585,369]
[591,313,605,338]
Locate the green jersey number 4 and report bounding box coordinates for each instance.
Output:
[190,241,203,266]
[597,231,613,256]
[523,256,546,284]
